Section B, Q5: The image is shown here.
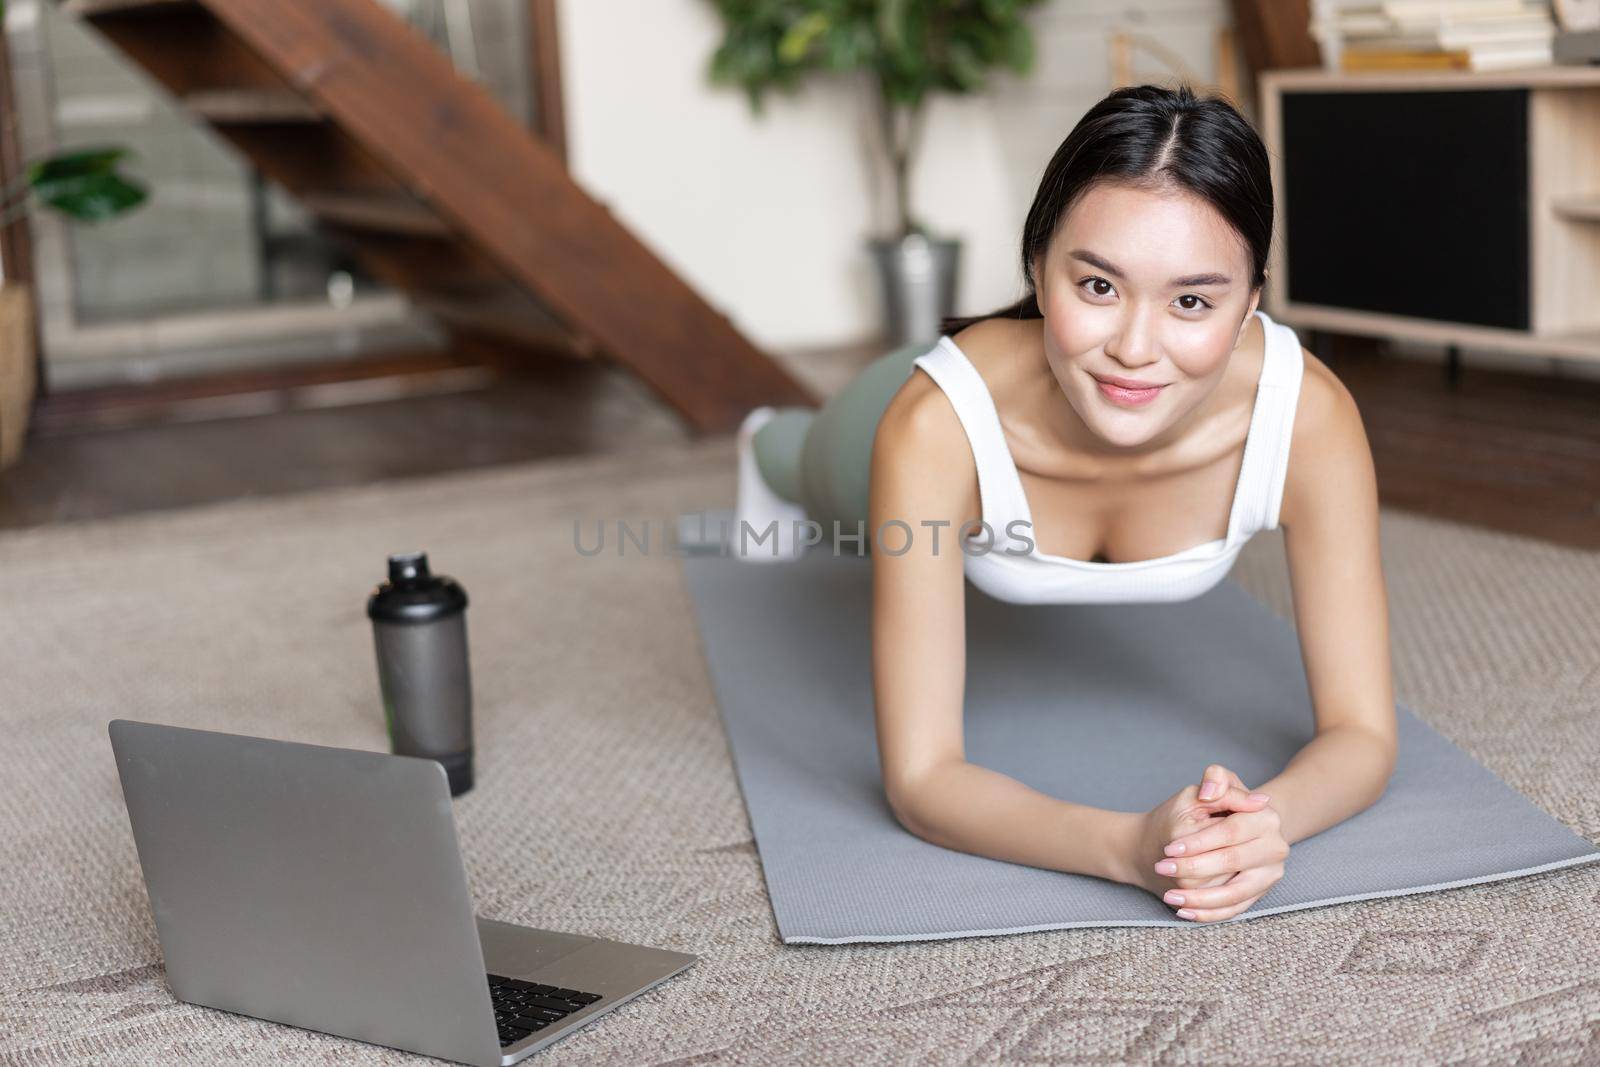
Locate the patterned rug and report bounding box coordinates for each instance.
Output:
[1,435,1596,1065]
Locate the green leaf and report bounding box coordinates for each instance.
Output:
[27,148,148,223]
[1003,18,1034,71]
[946,40,984,91]
[877,0,910,58]
[25,146,129,184]
[708,41,740,85]
[35,171,147,223]
[777,11,829,64]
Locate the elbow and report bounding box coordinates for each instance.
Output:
[1379,742,1398,783]
[885,783,927,839]
[1296,726,1395,831]
[883,759,965,848]
[884,776,945,848]
[1365,729,1399,787]
[1359,732,1399,807]
[1374,745,1399,802]
[1330,723,1398,797]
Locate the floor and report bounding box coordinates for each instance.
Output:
[1,331,1597,550]
[1323,339,1600,551]
[7,433,1598,1066]
[0,348,690,529]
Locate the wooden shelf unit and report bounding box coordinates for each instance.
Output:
[1260,65,1600,365]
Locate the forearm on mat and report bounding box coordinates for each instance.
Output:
[1252,724,1397,846]
[890,759,1141,887]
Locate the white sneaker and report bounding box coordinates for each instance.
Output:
[734,406,809,563]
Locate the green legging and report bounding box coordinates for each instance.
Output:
[752,339,932,536]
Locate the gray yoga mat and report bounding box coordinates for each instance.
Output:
[676,511,1600,944]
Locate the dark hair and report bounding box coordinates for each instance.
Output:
[939,83,1273,338]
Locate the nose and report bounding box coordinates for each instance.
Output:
[1102,308,1162,369]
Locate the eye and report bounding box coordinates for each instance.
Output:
[1076,276,1213,313]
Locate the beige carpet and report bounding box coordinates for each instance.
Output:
[1,436,1597,1066]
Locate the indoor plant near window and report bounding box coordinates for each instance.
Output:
[706,0,1047,345]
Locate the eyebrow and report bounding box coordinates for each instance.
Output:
[1068,248,1232,288]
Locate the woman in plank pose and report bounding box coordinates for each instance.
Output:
[734,83,1397,923]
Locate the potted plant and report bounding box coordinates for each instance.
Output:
[0,145,146,468]
[706,0,1046,345]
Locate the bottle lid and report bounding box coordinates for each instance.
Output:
[367,551,469,625]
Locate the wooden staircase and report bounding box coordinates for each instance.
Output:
[62,0,815,433]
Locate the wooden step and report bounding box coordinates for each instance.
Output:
[31,348,496,431]
[209,125,405,196]
[60,0,195,18]
[203,0,816,431]
[300,192,450,238]
[415,290,594,358]
[65,1,294,101]
[183,89,320,124]
[312,229,526,300]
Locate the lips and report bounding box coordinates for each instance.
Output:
[1093,372,1166,389]
[1091,372,1165,408]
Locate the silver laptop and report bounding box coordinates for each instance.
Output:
[108,719,697,1066]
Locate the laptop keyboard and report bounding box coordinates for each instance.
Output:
[488,973,604,1048]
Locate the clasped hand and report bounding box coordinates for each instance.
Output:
[1132,763,1289,923]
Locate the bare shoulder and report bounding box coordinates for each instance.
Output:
[948,316,1033,382]
[876,351,972,473]
[872,344,981,516]
[874,316,1033,511]
[1279,343,1375,527]
[949,315,1020,354]
[1290,344,1364,450]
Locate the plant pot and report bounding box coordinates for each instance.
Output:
[866,232,961,347]
[0,282,36,471]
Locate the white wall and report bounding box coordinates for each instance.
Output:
[557,0,1234,351]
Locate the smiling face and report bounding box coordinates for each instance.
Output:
[1031,181,1261,453]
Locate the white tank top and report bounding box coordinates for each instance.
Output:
[909,308,1305,605]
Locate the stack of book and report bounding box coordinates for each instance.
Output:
[1555,24,1600,64]
[1310,0,1557,72]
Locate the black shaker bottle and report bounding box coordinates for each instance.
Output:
[366,551,474,796]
